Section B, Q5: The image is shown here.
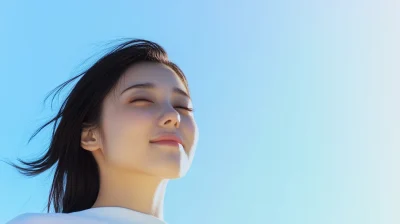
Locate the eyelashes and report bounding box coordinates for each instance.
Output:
[129,98,152,103]
[129,99,194,112]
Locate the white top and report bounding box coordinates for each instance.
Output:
[6,207,167,224]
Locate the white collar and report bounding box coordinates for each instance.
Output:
[70,206,167,224]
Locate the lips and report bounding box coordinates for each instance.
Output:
[149,134,183,147]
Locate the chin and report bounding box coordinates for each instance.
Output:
[151,150,192,179]
[157,164,190,179]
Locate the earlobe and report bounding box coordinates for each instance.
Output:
[80,128,100,151]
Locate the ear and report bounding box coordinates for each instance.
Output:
[81,127,102,152]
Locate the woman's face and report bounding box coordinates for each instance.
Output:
[89,62,198,179]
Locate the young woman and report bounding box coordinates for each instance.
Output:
[6,39,199,224]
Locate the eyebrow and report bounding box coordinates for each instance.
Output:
[120,82,190,99]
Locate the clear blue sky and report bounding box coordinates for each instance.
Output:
[1,1,399,223]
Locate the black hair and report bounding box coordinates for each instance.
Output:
[4,38,189,213]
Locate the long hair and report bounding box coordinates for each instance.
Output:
[5,38,190,213]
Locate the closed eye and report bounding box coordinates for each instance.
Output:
[176,106,194,112]
[130,98,194,112]
[130,98,153,103]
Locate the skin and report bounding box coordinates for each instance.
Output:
[80,62,199,220]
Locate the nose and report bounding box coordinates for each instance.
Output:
[158,106,181,128]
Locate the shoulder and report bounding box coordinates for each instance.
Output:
[6,212,72,224]
[6,213,46,223]
[6,211,108,224]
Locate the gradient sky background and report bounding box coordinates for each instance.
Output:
[1,1,399,224]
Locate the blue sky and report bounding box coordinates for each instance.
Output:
[1,1,399,223]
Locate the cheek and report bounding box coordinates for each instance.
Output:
[101,109,154,169]
[182,116,199,161]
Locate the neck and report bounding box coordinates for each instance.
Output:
[91,166,168,220]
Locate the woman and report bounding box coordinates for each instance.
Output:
[6,39,199,224]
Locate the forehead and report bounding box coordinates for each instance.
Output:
[118,62,186,91]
